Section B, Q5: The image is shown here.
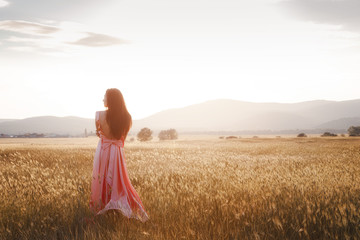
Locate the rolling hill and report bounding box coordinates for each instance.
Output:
[0,116,95,135]
[131,99,360,133]
[1,99,360,135]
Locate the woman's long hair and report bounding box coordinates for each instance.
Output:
[105,88,132,140]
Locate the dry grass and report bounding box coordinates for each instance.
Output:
[0,137,359,239]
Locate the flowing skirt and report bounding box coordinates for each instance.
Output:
[89,136,149,222]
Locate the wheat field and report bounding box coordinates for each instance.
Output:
[0,136,359,239]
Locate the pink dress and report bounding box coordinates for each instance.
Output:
[89,112,149,222]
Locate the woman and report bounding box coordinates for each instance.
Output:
[89,88,149,222]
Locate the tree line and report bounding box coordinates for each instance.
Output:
[297,126,360,138]
[136,128,178,141]
[134,125,360,141]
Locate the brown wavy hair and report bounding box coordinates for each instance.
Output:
[105,88,132,140]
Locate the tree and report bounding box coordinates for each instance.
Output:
[225,136,237,139]
[137,128,153,141]
[297,133,307,137]
[321,132,337,137]
[348,126,360,136]
[158,129,178,140]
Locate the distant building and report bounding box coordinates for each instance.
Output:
[13,133,45,138]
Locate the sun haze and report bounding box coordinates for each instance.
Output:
[1,0,359,119]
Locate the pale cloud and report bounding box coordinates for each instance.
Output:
[68,32,127,47]
[7,36,41,43]
[0,20,60,35]
[280,0,360,33]
[6,36,63,50]
[8,46,36,52]
[0,0,9,8]
[0,20,127,54]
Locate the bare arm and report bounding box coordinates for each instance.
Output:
[95,111,101,137]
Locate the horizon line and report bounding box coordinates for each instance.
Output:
[1,97,359,120]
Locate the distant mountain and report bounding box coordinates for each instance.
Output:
[131,99,360,132]
[0,116,95,135]
[0,119,17,123]
[1,99,360,135]
[317,117,360,130]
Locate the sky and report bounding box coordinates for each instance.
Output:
[0,0,359,120]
